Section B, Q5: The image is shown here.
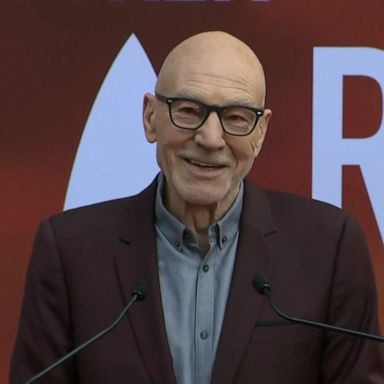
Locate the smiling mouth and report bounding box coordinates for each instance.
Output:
[185,158,225,169]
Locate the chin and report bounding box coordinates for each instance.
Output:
[176,182,232,207]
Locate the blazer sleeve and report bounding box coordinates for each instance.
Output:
[9,219,78,384]
[320,214,384,383]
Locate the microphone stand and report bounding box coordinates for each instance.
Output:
[26,280,146,384]
[253,273,384,343]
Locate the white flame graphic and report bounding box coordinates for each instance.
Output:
[64,34,158,210]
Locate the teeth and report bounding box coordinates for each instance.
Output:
[189,159,219,168]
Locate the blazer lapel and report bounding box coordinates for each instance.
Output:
[112,178,277,384]
[114,179,177,384]
[212,180,278,384]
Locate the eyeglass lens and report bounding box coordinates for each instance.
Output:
[170,99,258,135]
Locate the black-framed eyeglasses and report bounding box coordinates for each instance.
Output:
[155,93,264,137]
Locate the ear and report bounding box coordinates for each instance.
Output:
[253,108,272,158]
[143,93,157,143]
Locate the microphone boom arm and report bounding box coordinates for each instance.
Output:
[263,288,384,342]
[253,273,384,343]
[26,280,146,384]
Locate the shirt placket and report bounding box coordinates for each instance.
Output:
[194,229,217,384]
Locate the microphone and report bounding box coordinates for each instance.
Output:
[26,280,147,384]
[252,273,384,342]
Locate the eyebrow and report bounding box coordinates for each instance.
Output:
[166,92,260,109]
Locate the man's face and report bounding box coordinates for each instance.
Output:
[143,39,271,212]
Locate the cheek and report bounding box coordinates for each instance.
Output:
[228,142,258,180]
[247,132,264,158]
[157,114,170,126]
[155,129,183,166]
[231,140,258,164]
[153,120,173,148]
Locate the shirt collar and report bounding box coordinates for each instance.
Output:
[155,173,243,251]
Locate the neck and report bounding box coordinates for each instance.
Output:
[163,183,238,251]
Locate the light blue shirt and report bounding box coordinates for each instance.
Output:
[155,174,243,384]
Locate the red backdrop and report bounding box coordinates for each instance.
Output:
[1,1,383,381]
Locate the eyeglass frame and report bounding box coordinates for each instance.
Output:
[155,92,265,137]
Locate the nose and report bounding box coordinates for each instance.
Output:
[194,111,226,150]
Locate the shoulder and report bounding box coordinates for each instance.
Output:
[243,179,362,240]
[246,179,348,220]
[265,188,347,220]
[46,178,158,234]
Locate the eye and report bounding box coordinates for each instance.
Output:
[226,113,247,122]
[173,100,202,116]
[223,108,254,126]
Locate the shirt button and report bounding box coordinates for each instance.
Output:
[203,264,209,273]
[222,236,227,244]
[200,331,209,340]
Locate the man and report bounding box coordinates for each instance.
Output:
[10,31,384,383]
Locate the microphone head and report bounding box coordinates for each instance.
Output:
[132,280,147,301]
[252,273,271,295]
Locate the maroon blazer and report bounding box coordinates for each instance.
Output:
[10,177,384,383]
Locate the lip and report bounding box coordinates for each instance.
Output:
[185,158,225,168]
[182,157,228,178]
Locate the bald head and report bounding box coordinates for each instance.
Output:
[156,31,267,105]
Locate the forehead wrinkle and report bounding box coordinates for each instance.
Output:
[160,60,262,90]
[175,75,263,105]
